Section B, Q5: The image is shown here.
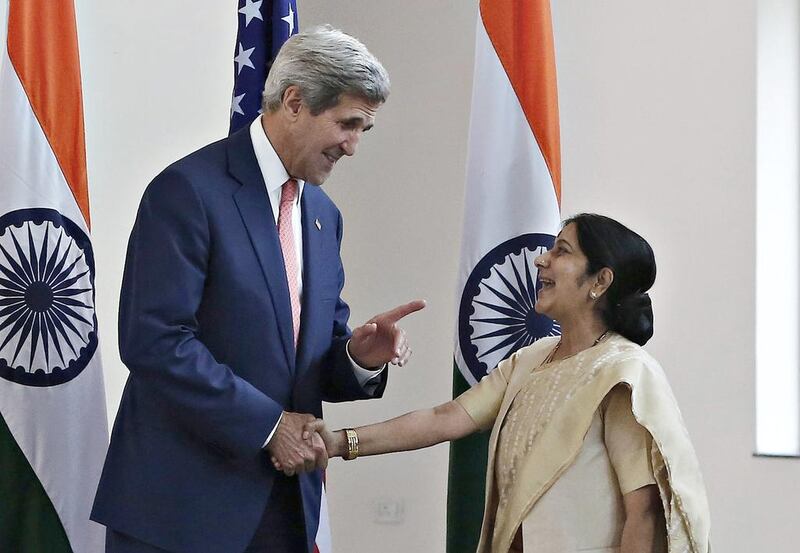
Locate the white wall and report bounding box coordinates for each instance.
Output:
[67,0,798,551]
[551,2,796,551]
[756,0,800,456]
[75,1,239,416]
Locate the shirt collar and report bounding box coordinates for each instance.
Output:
[249,116,305,206]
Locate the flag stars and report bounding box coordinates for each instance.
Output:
[231,93,246,119]
[239,0,264,27]
[234,42,256,75]
[281,3,295,35]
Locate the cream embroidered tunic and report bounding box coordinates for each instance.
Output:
[499,385,659,551]
[456,334,711,553]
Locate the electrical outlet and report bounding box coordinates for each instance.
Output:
[371,497,405,525]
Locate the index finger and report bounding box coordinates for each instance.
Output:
[381,299,426,323]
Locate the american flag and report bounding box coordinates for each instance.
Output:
[229,0,299,134]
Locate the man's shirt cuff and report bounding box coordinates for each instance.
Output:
[262,340,385,449]
[263,412,283,449]
[347,339,386,395]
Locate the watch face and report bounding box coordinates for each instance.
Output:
[458,233,560,384]
[0,208,98,387]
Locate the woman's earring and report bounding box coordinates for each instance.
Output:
[589,291,598,300]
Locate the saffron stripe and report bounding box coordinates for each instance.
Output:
[480,0,561,205]
[7,0,90,227]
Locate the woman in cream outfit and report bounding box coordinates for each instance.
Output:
[286,214,711,553]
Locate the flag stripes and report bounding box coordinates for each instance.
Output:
[447,1,561,550]
[7,0,90,224]
[0,1,107,551]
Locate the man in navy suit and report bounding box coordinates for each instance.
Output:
[92,26,424,553]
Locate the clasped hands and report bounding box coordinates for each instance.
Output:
[267,412,328,476]
[267,300,425,476]
[269,414,338,475]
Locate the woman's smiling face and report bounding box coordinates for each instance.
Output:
[533,223,597,321]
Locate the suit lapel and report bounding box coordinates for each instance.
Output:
[228,128,295,370]
[296,189,324,374]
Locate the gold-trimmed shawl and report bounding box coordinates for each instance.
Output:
[456,333,711,553]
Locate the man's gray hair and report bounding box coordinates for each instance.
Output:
[261,25,390,115]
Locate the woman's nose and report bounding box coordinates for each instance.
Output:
[534,253,548,268]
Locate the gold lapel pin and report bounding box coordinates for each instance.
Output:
[315,218,322,230]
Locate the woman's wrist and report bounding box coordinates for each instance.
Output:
[334,430,348,458]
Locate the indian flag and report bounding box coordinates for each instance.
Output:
[447,1,561,551]
[0,1,108,551]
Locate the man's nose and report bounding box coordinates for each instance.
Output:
[341,132,360,156]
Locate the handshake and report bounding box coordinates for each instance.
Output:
[264,299,427,476]
[266,411,338,477]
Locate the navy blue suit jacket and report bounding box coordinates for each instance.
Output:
[91,128,386,553]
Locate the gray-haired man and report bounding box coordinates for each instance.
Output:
[92,26,424,553]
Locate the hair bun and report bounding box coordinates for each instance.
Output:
[612,292,653,346]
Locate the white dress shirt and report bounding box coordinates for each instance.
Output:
[249,118,384,446]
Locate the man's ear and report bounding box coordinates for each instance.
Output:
[281,85,304,119]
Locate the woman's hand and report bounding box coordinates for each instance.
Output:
[270,418,344,474]
[302,419,344,458]
[266,412,328,476]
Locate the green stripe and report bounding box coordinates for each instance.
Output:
[0,411,73,553]
[446,364,489,553]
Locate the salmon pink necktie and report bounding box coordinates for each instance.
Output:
[277,179,301,347]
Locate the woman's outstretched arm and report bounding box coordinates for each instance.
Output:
[273,400,478,469]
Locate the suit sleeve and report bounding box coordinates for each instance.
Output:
[319,209,388,402]
[118,169,282,460]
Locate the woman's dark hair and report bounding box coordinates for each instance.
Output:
[563,213,657,346]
